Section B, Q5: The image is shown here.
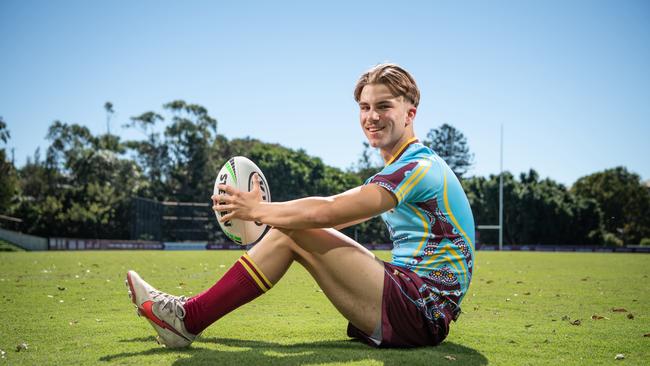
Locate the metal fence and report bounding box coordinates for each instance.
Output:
[130,197,224,242]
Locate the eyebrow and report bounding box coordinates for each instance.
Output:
[359,97,396,105]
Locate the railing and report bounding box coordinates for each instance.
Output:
[0,227,48,251]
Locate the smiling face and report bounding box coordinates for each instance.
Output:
[358,83,417,161]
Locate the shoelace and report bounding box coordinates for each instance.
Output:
[151,291,188,319]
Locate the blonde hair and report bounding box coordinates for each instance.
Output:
[353,63,420,107]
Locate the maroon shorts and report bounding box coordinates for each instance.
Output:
[347,262,457,348]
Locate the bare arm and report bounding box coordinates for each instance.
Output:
[333,217,372,230]
[213,176,395,230]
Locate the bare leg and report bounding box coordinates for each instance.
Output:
[247,227,384,335]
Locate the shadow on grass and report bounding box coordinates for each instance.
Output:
[101,336,487,365]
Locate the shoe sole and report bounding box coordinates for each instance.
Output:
[125,273,143,317]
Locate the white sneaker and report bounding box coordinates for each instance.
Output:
[125,270,197,348]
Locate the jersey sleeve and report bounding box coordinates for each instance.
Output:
[366,159,441,204]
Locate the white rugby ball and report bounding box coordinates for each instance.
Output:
[213,156,271,246]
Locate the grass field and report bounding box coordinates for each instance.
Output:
[0,250,648,365]
[0,239,24,252]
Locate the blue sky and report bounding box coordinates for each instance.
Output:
[1,0,649,185]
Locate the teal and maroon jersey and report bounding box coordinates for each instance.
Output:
[365,138,475,306]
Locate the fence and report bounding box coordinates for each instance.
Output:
[478,244,650,253]
[48,238,163,250]
[131,197,222,242]
[0,227,48,251]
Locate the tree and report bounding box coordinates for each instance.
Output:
[508,170,603,245]
[124,111,169,200]
[104,101,114,135]
[163,100,218,202]
[0,117,19,214]
[572,167,650,244]
[354,142,383,181]
[465,170,604,245]
[20,120,147,238]
[0,116,10,144]
[424,124,474,178]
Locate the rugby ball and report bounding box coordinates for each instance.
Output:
[213,156,271,246]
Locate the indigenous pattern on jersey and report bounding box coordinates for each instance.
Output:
[365,138,475,311]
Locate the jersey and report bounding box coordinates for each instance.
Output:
[365,138,475,307]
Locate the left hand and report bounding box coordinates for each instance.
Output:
[212,173,264,223]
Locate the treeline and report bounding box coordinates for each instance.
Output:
[0,103,648,246]
[465,169,650,246]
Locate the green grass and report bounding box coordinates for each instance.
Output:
[0,251,648,365]
[0,239,25,252]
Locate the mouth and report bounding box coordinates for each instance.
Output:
[366,126,385,133]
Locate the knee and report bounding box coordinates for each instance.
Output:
[264,227,293,243]
[259,227,297,252]
[259,227,312,261]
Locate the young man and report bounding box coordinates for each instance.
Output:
[126,63,475,348]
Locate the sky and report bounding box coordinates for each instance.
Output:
[1,0,649,186]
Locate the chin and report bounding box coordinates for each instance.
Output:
[367,140,381,148]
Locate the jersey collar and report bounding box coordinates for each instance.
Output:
[385,137,419,166]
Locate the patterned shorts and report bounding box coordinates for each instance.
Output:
[347,262,457,348]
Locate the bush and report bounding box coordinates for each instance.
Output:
[640,238,650,246]
[602,232,623,247]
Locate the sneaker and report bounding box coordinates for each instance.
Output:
[125,270,197,348]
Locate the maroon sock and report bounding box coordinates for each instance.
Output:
[183,253,273,335]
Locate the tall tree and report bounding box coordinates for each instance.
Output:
[0,117,19,214]
[424,124,474,178]
[0,116,10,144]
[104,101,114,135]
[124,111,169,200]
[163,100,218,201]
[28,120,146,238]
[572,167,650,244]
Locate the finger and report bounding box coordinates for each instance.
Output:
[210,194,221,205]
[213,204,232,212]
[220,212,234,222]
[218,184,237,195]
[217,204,235,212]
[252,173,261,193]
[215,194,233,204]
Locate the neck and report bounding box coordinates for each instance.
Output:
[381,134,417,165]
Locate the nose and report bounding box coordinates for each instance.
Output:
[369,109,380,121]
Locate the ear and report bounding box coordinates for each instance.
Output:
[405,106,417,126]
